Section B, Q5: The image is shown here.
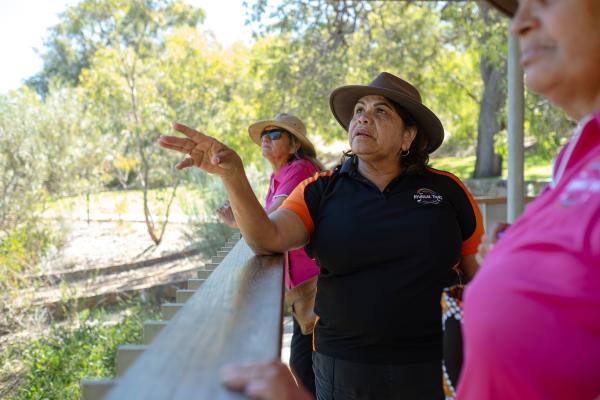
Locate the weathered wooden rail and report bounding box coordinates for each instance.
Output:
[475,196,535,233]
[80,233,285,399]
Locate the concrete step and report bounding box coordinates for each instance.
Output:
[204,262,219,271]
[116,344,147,377]
[176,289,195,303]
[211,256,225,264]
[187,278,205,290]
[196,269,212,279]
[161,303,183,320]
[143,320,167,344]
[80,378,116,400]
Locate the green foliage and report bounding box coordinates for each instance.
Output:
[0,0,572,271]
[430,155,552,181]
[27,0,204,96]
[178,164,269,257]
[0,225,54,289]
[2,301,158,400]
[246,0,570,162]
[180,170,238,257]
[0,86,106,231]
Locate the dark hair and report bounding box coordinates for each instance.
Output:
[337,98,430,173]
[287,132,324,171]
[390,101,430,172]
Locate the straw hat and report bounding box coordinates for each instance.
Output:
[486,0,517,16]
[329,72,444,153]
[248,113,316,157]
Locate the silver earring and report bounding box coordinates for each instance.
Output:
[401,149,410,157]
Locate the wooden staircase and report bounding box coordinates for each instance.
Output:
[80,232,285,399]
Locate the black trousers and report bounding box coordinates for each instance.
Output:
[289,317,316,397]
[313,352,444,400]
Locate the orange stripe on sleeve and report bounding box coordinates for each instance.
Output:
[428,168,484,256]
[280,171,332,237]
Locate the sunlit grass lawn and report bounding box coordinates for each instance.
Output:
[46,186,209,218]
[430,155,552,181]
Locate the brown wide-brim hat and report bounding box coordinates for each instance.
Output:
[486,0,517,16]
[248,113,317,158]
[330,72,445,153]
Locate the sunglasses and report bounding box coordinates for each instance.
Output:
[260,129,287,141]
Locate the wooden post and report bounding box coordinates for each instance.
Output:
[507,32,525,222]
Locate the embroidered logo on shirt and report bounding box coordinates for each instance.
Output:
[414,188,443,205]
[559,158,600,205]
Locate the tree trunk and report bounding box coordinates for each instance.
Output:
[474,2,506,178]
[474,54,504,178]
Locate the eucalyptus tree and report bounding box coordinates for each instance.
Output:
[27,0,203,96]
[49,0,204,245]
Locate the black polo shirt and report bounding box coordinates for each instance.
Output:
[282,156,483,365]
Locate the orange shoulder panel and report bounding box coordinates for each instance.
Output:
[280,171,333,237]
[427,168,484,256]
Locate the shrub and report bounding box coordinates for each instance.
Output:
[2,301,158,400]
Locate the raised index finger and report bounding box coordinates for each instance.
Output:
[173,122,209,143]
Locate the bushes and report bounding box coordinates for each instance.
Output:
[2,301,158,400]
[0,224,56,289]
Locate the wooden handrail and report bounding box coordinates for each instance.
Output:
[474,196,536,205]
[104,239,284,399]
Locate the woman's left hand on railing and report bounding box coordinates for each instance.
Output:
[221,361,313,400]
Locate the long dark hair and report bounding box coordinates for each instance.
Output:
[287,134,325,171]
[337,98,430,173]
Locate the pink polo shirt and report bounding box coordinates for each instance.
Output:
[265,159,320,289]
[458,111,600,399]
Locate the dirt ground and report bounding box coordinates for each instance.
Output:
[42,219,195,273]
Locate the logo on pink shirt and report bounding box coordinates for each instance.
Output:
[560,157,600,205]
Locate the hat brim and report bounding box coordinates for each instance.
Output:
[486,0,517,16]
[329,85,445,154]
[248,120,316,157]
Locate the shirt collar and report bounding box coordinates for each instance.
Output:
[339,156,358,175]
[338,155,423,184]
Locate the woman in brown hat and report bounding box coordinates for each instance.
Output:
[159,72,483,399]
[216,113,322,397]
[457,1,600,399]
